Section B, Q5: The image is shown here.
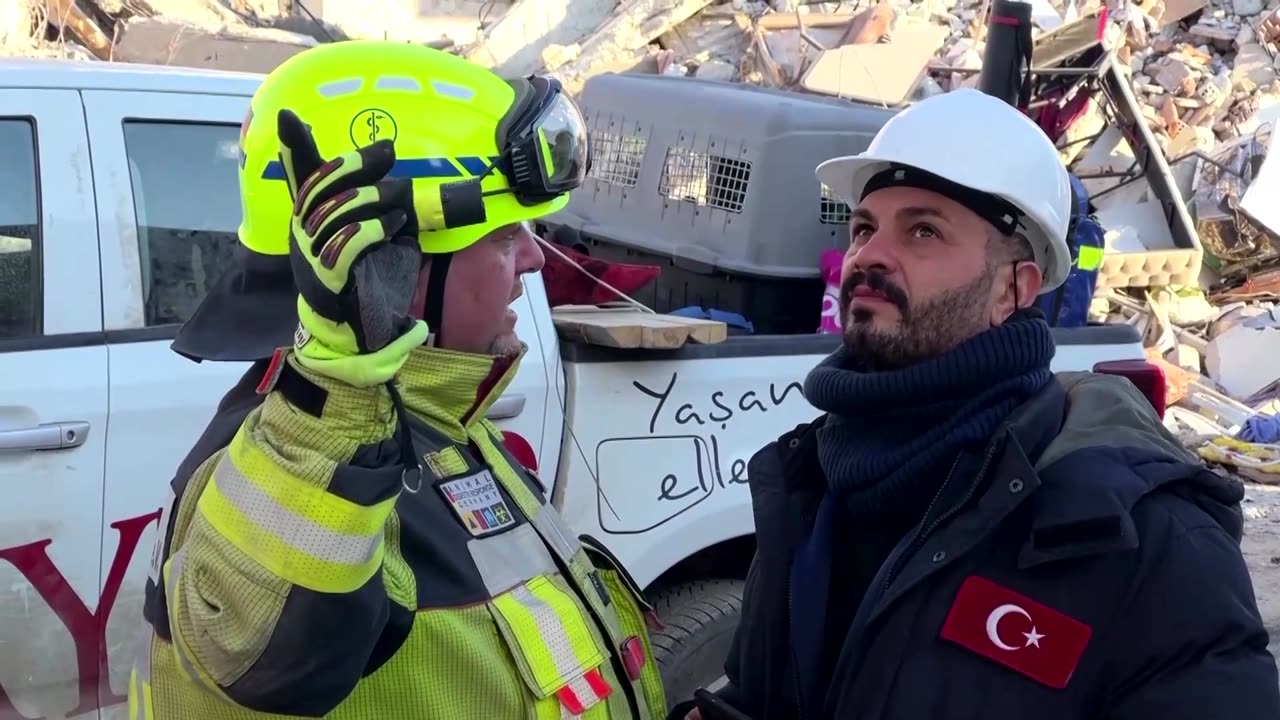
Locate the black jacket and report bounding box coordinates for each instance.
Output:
[702,372,1280,719]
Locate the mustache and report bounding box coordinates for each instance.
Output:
[840,270,910,316]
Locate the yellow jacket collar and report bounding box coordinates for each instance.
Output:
[397,344,524,438]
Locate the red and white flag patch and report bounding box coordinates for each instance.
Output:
[940,575,1093,689]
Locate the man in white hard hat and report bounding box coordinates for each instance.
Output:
[676,88,1279,720]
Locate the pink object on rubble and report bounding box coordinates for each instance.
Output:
[818,248,844,334]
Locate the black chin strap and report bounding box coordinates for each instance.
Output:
[1011,262,1020,310]
[423,252,453,346]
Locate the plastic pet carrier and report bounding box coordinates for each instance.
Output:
[544,73,898,334]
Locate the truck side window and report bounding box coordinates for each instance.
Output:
[122,121,241,327]
[0,119,40,338]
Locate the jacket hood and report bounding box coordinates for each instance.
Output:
[1038,372,1196,469]
[1013,372,1244,567]
[171,247,297,363]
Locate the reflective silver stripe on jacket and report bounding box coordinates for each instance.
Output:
[213,458,380,566]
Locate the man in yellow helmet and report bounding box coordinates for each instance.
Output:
[129,40,667,719]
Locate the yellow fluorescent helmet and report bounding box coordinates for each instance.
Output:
[236,40,570,258]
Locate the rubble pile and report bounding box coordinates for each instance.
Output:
[6,0,1280,472]
[1,0,1275,122]
[0,0,342,69]
[1120,0,1280,154]
[611,0,1280,154]
[551,1,1280,484]
[460,0,1280,159]
[639,1,1280,487]
[6,0,1280,129]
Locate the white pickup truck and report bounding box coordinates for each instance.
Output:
[0,58,1150,720]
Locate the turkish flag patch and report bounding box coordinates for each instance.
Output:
[940,575,1093,689]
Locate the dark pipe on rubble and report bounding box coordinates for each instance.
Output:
[978,0,1034,108]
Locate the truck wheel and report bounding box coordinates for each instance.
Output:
[649,579,745,710]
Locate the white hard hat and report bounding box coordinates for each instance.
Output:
[815,88,1074,293]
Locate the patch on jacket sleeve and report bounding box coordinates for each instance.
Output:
[437,469,517,537]
[940,575,1093,689]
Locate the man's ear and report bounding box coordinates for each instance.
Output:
[991,260,1045,325]
[1013,260,1044,309]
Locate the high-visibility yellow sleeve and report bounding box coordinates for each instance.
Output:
[163,356,409,716]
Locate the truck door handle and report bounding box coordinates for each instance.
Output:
[0,421,91,452]
[487,395,526,420]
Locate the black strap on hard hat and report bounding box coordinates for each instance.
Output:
[861,165,1024,236]
[421,252,453,346]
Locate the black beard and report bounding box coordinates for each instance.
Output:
[839,268,994,371]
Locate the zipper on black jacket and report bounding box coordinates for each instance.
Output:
[819,439,1002,717]
[787,579,808,720]
[881,436,1003,595]
[819,448,988,712]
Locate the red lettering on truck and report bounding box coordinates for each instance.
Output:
[0,510,161,719]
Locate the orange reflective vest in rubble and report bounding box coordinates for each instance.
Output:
[128,345,667,719]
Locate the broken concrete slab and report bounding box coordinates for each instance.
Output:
[1189,20,1241,42]
[1206,312,1280,399]
[1233,42,1279,86]
[143,0,244,26]
[694,57,737,81]
[1154,0,1211,25]
[800,22,948,105]
[761,26,846,81]
[464,0,613,77]
[112,16,315,72]
[659,10,746,61]
[542,0,717,94]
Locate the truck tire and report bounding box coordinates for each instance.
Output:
[649,579,745,710]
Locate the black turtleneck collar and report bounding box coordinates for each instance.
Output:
[802,311,1055,516]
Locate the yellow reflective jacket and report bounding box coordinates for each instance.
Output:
[129,346,667,719]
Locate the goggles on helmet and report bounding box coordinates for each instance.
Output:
[428,75,590,230]
[493,75,590,205]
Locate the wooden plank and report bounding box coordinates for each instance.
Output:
[755,11,859,30]
[678,315,727,345]
[554,307,726,348]
[44,0,113,60]
[552,307,727,349]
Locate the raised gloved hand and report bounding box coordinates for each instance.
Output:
[277,109,429,388]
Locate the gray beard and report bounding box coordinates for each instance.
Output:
[486,335,525,358]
